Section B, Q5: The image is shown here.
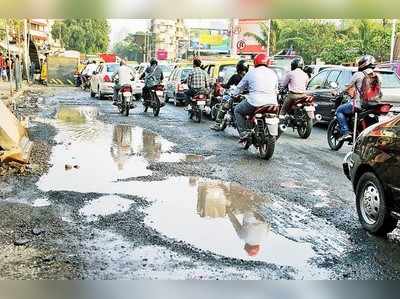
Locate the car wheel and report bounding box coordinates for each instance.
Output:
[356,172,398,235]
[165,93,169,103]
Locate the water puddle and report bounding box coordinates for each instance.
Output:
[142,177,316,267]
[37,105,203,192]
[32,198,51,207]
[79,195,133,221]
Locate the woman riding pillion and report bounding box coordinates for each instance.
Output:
[336,55,382,142]
[231,53,279,140]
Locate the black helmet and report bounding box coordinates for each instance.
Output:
[291,57,304,71]
[193,58,202,68]
[357,55,376,71]
[236,60,249,73]
[150,58,158,66]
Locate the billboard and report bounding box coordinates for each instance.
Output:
[189,28,231,53]
[236,19,268,54]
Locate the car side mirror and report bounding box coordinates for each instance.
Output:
[329,81,338,89]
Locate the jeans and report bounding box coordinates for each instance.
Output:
[336,102,354,135]
[113,84,121,103]
[142,86,153,103]
[234,99,256,135]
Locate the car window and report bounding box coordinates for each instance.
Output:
[323,70,341,88]
[307,70,329,90]
[219,65,236,84]
[336,71,351,89]
[172,69,181,81]
[181,68,193,81]
[106,64,119,73]
[378,72,400,88]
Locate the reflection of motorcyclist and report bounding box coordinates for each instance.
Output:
[110,125,133,170]
[141,130,162,161]
[227,209,270,257]
[112,59,135,105]
[232,53,279,139]
[141,58,164,104]
[336,54,382,142]
[279,57,309,118]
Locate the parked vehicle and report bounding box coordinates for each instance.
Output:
[305,64,339,77]
[143,84,164,117]
[343,114,400,235]
[271,55,302,72]
[327,89,393,150]
[278,87,321,139]
[164,64,193,106]
[116,83,135,116]
[377,61,400,77]
[241,104,280,160]
[307,67,400,122]
[187,91,209,123]
[132,63,149,101]
[90,63,119,100]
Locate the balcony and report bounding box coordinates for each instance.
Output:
[30,29,48,41]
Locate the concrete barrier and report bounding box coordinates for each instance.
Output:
[47,56,79,86]
[0,101,33,163]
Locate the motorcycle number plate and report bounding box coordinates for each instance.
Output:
[305,106,315,111]
[197,101,206,106]
[122,92,132,97]
[156,91,163,96]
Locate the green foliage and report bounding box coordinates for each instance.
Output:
[51,19,110,54]
[113,33,142,62]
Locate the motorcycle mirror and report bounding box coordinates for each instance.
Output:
[329,81,338,89]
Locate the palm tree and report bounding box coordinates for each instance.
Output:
[243,20,281,55]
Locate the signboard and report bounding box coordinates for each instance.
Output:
[189,28,231,53]
[237,19,268,54]
[156,49,168,60]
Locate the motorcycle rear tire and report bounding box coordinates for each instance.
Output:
[297,118,313,139]
[124,105,129,116]
[152,93,161,117]
[259,136,276,160]
[327,119,344,151]
[192,109,202,123]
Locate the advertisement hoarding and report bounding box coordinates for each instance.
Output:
[236,19,268,54]
[189,28,231,53]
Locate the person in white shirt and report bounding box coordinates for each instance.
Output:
[80,61,97,87]
[232,53,278,138]
[112,59,134,104]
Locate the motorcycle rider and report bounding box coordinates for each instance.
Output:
[279,57,309,118]
[185,58,209,106]
[112,59,135,105]
[81,60,97,87]
[210,60,249,131]
[232,53,279,139]
[140,58,164,105]
[336,54,382,141]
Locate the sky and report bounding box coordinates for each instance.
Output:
[108,19,231,48]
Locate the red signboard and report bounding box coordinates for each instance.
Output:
[99,53,116,63]
[237,19,267,54]
[156,49,168,60]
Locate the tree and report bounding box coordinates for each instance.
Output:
[243,20,281,55]
[51,19,110,54]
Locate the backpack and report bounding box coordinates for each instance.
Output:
[359,71,381,102]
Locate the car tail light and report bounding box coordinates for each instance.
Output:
[378,104,392,114]
[103,74,111,82]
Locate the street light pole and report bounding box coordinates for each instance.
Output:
[390,19,397,62]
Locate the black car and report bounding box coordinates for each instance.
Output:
[343,115,400,235]
[306,67,400,122]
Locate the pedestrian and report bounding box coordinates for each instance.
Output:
[40,57,48,85]
[30,60,36,83]
[5,57,11,81]
[0,53,5,81]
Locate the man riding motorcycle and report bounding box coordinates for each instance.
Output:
[336,54,382,142]
[279,57,309,118]
[210,60,249,131]
[112,59,135,105]
[80,60,97,87]
[232,53,279,139]
[185,58,209,106]
[140,58,164,105]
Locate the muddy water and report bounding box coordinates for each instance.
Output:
[37,105,321,273]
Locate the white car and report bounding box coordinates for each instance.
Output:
[131,63,149,100]
[90,63,120,100]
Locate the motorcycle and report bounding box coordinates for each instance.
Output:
[210,91,241,131]
[187,91,208,123]
[81,75,91,91]
[278,87,322,139]
[241,104,280,160]
[116,84,135,116]
[327,91,393,151]
[143,84,164,117]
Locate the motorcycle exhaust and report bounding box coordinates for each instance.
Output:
[315,114,323,122]
[279,123,288,132]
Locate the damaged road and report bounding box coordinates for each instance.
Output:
[1,87,400,279]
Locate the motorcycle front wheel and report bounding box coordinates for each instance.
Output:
[297,118,313,139]
[327,119,344,151]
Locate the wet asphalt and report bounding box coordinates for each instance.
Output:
[2,87,400,280]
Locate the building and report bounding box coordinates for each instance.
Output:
[29,19,49,50]
[150,19,189,61]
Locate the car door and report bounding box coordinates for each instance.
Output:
[318,69,341,119]
[167,68,178,98]
[307,69,330,120]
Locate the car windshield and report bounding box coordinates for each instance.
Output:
[378,72,400,89]
[219,65,236,84]
[159,64,172,74]
[181,68,193,81]
[107,64,120,73]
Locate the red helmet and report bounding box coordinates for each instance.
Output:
[254,53,271,67]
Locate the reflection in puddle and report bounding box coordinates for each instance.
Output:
[144,177,316,267]
[32,197,51,207]
[79,195,133,221]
